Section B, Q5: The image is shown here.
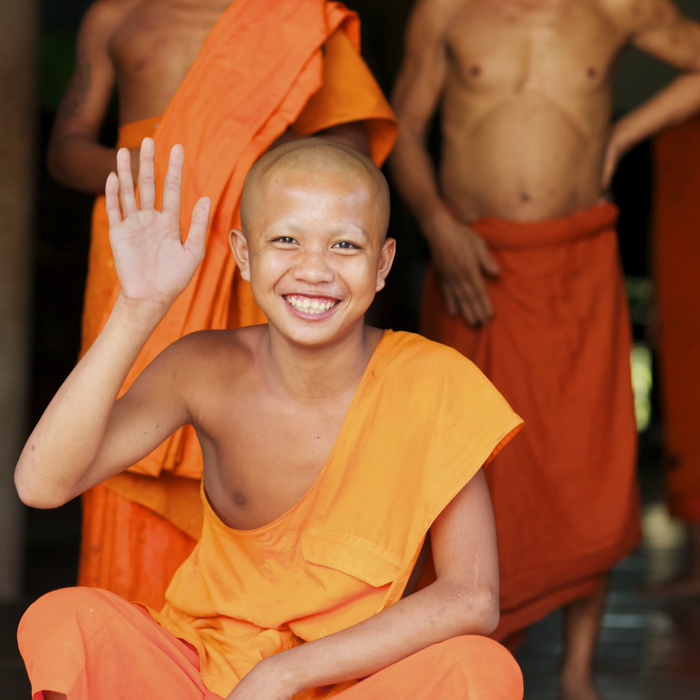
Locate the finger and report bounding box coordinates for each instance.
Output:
[138,138,156,210]
[460,271,493,323]
[105,172,122,229]
[116,147,138,216]
[455,290,478,327]
[440,283,458,317]
[162,144,185,216]
[475,239,500,276]
[183,196,211,264]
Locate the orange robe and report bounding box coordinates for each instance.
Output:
[421,202,642,640]
[19,331,524,700]
[654,117,700,522]
[77,0,397,608]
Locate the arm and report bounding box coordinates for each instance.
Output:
[15,139,209,508]
[390,0,499,326]
[602,0,700,187]
[229,468,499,700]
[47,0,138,193]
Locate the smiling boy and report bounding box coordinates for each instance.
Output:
[17,138,523,700]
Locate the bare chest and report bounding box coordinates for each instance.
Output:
[446,0,625,94]
[197,388,354,531]
[108,0,232,98]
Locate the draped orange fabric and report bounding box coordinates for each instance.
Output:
[421,202,641,640]
[77,0,397,609]
[19,590,523,700]
[21,331,524,699]
[654,117,700,522]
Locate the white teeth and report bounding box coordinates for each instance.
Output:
[286,296,337,315]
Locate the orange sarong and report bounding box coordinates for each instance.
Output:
[20,331,524,699]
[77,0,397,609]
[654,117,700,522]
[421,202,642,640]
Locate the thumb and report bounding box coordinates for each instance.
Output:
[184,196,211,263]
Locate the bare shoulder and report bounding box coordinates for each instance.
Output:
[406,0,466,40]
[599,0,684,34]
[79,0,140,42]
[166,325,261,379]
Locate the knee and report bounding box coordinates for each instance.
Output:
[19,587,123,645]
[437,636,524,699]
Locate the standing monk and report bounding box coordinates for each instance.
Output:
[391,1,700,698]
[652,114,700,595]
[47,0,396,610]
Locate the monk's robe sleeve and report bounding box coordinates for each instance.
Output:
[290,28,396,167]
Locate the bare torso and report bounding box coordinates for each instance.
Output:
[108,0,233,124]
[188,326,383,531]
[441,0,628,221]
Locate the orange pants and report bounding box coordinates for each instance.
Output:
[18,588,523,700]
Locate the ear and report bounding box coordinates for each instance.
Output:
[229,228,251,282]
[375,237,396,293]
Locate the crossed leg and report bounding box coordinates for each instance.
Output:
[20,587,523,700]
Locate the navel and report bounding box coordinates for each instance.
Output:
[520,191,532,202]
[587,67,597,79]
[232,491,247,506]
[470,64,482,77]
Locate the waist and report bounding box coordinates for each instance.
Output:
[117,115,163,149]
[446,201,619,249]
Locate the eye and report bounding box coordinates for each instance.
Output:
[332,241,361,250]
[272,236,298,244]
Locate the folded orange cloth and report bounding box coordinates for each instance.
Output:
[77,0,397,609]
[19,589,523,700]
[654,117,700,522]
[421,202,642,639]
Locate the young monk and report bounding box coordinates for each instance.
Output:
[47,0,397,609]
[17,138,523,699]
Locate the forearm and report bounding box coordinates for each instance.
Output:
[612,71,700,154]
[15,295,164,507]
[389,130,451,245]
[47,133,119,193]
[250,577,497,697]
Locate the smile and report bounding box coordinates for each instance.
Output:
[284,294,339,315]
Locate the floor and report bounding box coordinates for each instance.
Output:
[2,461,699,699]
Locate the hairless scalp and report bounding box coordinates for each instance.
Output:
[240,138,390,236]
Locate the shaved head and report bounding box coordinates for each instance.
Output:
[240,138,390,237]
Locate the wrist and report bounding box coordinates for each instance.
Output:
[260,649,306,698]
[111,293,170,331]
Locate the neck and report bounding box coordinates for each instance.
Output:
[261,322,380,403]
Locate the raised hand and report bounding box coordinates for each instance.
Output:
[427,208,500,326]
[105,137,210,313]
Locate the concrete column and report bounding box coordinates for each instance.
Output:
[0,1,38,600]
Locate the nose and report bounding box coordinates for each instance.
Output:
[292,248,334,284]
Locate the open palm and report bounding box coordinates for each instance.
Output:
[105,138,210,311]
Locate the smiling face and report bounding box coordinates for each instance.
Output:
[230,140,395,347]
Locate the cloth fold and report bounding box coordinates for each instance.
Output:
[421,201,641,639]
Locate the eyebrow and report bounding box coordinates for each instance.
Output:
[269,222,370,241]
